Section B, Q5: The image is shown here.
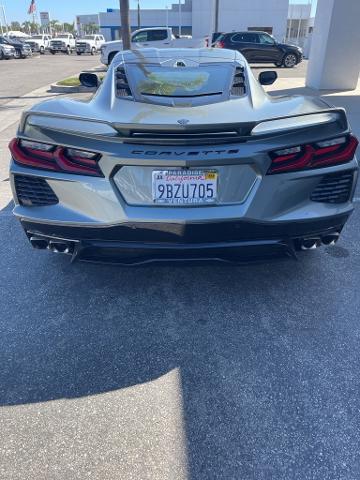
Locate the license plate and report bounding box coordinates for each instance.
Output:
[152,170,218,205]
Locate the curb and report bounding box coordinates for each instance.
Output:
[50,84,97,93]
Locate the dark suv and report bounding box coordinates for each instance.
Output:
[215,31,303,68]
[0,36,32,59]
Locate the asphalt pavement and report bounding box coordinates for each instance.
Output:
[0,53,99,107]
[0,55,360,480]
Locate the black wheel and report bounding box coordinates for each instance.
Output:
[108,51,117,64]
[14,49,21,59]
[40,46,45,54]
[66,46,71,55]
[77,51,82,55]
[50,50,56,55]
[283,53,297,68]
[91,47,96,56]
[0,50,4,60]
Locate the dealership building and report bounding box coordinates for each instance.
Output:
[76,0,360,91]
[76,0,312,45]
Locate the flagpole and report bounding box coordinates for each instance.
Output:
[1,3,9,33]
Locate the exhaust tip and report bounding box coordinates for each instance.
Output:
[322,233,340,246]
[48,241,71,254]
[30,237,48,250]
[301,238,320,251]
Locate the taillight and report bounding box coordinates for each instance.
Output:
[9,138,103,177]
[268,135,358,174]
[215,40,225,48]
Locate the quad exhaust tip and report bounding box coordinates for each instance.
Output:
[29,236,73,254]
[300,233,340,250]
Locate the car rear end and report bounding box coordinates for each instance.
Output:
[8,51,359,265]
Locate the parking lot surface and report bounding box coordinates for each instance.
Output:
[1,55,360,479]
[0,54,99,106]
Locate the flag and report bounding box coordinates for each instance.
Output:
[28,0,36,14]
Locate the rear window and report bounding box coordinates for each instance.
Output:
[128,65,232,98]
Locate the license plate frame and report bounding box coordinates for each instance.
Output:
[152,169,218,205]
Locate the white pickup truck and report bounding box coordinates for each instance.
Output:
[27,34,52,54]
[100,27,209,65]
[76,34,105,55]
[49,34,76,55]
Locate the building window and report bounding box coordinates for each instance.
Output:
[248,26,273,34]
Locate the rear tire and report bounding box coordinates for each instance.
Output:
[66,46,71,55]
[50,50,56,55]
[0,50,4,60]
[91,47,96,55]
[283,53,297,68]
[40,46,45,54]
[77,51,82,55]
[14,49,21,59]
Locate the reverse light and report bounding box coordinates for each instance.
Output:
[9,138,103,177]
[268,135,358,174]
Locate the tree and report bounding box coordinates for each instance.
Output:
[49,20,62,34]
[10,21,21,31]
[22,21,38,34]
[84,23,99,34]
[119,0,131,50]
[64,22,75,34]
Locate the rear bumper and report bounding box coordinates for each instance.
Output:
[20,213,351,264]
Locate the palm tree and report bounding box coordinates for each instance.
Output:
[49,19,61,35]
[119,0,131,50]
[22,21,32,34]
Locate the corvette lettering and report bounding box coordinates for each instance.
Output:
[131,149,240,156]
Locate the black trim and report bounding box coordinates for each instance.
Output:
[21,214,350,244]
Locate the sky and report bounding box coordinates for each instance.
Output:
[2,0,317,25]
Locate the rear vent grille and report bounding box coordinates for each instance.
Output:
[14,175,59,207]
[115,126,251,145]
[231,67,246,96]
[310,171,354,204]
[115,66,132,97]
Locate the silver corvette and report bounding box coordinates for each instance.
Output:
[9,48,359,264]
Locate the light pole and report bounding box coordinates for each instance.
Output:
[137,0,141,28]
[215,0,219,33]
[119,0,131,50]
[165,5,169,28]
[178,0,182,36]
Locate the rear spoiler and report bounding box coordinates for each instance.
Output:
[19,107,349,145]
